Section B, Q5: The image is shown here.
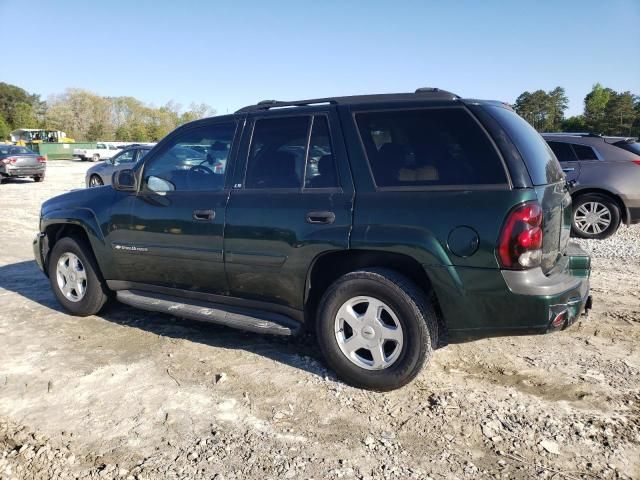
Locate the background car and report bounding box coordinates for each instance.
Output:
[85,145,152,187]
[543,133,640,239]
[0,145,46,183]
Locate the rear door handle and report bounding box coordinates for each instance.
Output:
[562,168,575,172]
[193,209,215,221]
[306,211,336,224]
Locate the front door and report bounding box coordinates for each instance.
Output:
[112,120,238,295]
[224,111,354,311]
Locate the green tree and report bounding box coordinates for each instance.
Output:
[561,115,587,132]
[0,114,10,139]
[547,87,568,131]
[583,83,614,133]
[603,91,636,135]
[0,82,43,128]
[12,102,38,128]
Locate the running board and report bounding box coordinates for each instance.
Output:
[116,289,300,336]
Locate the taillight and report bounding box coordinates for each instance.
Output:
[2,156,17,165]
[632,159,640,166]
[497,202,544,269]
[37,155,47,163]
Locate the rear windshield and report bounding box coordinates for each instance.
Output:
[614,142,640,155]
[485,106,564,186]
[0,146,33,155]
[355,107,507,188]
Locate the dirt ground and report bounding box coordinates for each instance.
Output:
[0,161,638,480]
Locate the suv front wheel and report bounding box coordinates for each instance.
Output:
[572,193,620,240]
[48,236,109,316]
[316,268,438,391]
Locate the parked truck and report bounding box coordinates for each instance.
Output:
[73,143,119,162]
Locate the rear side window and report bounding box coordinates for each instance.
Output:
[355,108,507,187]
[486,106,564,186]
[547,141,576,163]
[615,142,640,155]
[572,144,598,160]
[245,116,309,189]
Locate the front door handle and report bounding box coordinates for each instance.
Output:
[193,209,215,221]
[306,211,335,224]
[562,167,575,172]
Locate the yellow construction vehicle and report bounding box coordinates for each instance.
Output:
[10,129,75,145]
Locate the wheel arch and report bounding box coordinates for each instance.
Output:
[304,250,446,335]
[571,187,629,225]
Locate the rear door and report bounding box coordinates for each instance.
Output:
[547,141,581,183]
[224,110,353,311]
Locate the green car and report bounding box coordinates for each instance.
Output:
[33,88,592,391]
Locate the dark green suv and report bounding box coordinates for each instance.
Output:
[33,88,592,391]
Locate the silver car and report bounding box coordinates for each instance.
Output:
[85,146,152,187]
[543,133,640,239]
[0,145,46,183]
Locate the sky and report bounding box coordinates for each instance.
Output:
[1,0,639,117]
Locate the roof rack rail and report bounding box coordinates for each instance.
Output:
[236,98,338,114]
[235,88,460,114]
[542,132,602,137]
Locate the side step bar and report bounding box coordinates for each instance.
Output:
[116,289,300,336]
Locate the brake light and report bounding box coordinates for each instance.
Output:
[2,156,17,165]
[632,159,640,166]
[497,202,544,269]
[37,155,47,163]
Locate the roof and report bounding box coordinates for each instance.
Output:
[235,88,461,113]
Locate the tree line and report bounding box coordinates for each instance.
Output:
[2,81,639,142]
[514,83,639,136]
[0,82,215,142]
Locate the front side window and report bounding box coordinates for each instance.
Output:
[572,143,598,161]
[142,122,235,193]
[547,141,577,163]
[356,108,507,188]
[113,150,136,165]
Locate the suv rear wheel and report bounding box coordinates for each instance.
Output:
[48,236,109,316]
[316,268,438,391]
[572,193,620,239]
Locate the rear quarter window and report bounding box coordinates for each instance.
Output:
[355,107,507,188]
[485,106,564,186]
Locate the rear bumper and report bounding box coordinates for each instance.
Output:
[437,243,592,341]
[1,165,45,177]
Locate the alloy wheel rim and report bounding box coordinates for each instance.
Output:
[574,201,611,235]
[56,252,87,302]
[334,296,404,370]
[90,176,103,187]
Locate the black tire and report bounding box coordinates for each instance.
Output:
[48,236,109,316]
[89,175,103,187]
[571,193,620,240]
[33,175,44,182]
[316,268,438,391]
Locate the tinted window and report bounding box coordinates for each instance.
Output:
[142,122,235,192]
[572,144,598,161]
[486,106,564,186]
[245,116,309,189]
[615,142,640,155]
[0,146,33,155]
[356,108,506,187]
[547,141,576,163]
[305,116,338,188]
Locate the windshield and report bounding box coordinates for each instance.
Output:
[615,142,640,155]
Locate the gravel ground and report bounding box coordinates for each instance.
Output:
[0,161,639,479]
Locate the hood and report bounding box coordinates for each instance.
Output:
[42,185,115,217]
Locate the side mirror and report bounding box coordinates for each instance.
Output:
[113,169,136,191]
